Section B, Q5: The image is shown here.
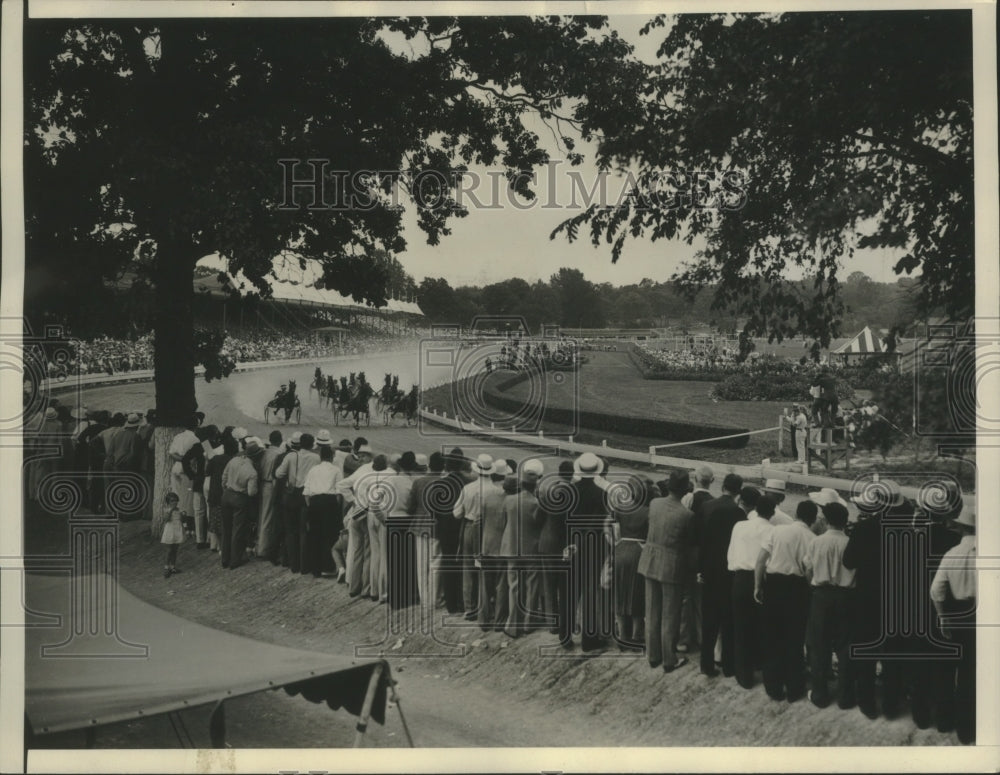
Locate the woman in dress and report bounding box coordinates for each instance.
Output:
[613,477,654,651]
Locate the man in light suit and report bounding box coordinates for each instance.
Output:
[638,469,696,672]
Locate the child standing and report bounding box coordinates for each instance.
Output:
[160,491,185,578]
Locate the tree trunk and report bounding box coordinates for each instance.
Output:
[151,426,182,539]
[150,247,200,537]
[154,251,199,427]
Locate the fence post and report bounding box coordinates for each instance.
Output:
[777,415,784,455]
[648,445,656,466]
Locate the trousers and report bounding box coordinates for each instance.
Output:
[761,572,810,699]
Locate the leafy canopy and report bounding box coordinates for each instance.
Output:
[554,11,973,351]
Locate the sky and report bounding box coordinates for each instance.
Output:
[388,14,910,290]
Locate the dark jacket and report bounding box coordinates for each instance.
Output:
[699,494,745,580]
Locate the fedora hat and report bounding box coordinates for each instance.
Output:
[289,431,302,447]
[954,506,975,529]
[764,478,787,494]
[44,407,58,420]
[338,439,353,452]
[413,453,429,471]
[244,438,264,457]
[124,412,141,428]
[573,452,602,479]
[315,429,333,446]
[809,487,849,509]
[473,453,495,476]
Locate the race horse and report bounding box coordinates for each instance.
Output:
[334,374,374,429]
[376,373,403,413]
[265,379,301,424]
[309,368,327,404]
[384,385,419,426]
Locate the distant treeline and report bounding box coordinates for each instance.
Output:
[416,268,927,335]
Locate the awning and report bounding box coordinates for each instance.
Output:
[24,572,390,738]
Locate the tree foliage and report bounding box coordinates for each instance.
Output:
[25,15,645,423]
[553,11,973,349]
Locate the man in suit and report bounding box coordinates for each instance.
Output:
[638,469,696,672]
[501,458,545,638]
[477,461,511,631]
[678,465,714,654]
[842,482,910,720]
[538,460,574,644]
[255,430,284,562]
[567,452,612,652]
[697,473,744,677]
[911,488,962,733]
[406,451,444,613]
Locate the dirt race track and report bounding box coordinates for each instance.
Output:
[29,351,961,749]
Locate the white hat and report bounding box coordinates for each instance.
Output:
[315,429,333,446]
[289,431,302,446]
[357,444,374,455]
[573,452,602,479]
[522,458,545,478]
[71,406,89,420]
[414,453,429,471]
[492,460,511,477]
[809,488,849,509]
[954,507,976,528]
[233,427,249,441]
[124,412,141,428]
[473,453,495,476]
[44,407,58,420]
[764,478,786,494]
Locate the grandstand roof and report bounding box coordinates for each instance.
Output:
[195,254,425,317]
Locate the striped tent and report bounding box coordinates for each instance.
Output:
[832,326,887,355]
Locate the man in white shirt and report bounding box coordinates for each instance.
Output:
[930,507,976,745]
[274,432,320,574]
[753,496,816,702]
[336,444,375,598]
[302,443,343,578]
[793,405,809,464]
[802,500,856,710]
[726,487,773,690]
[454,453,495,619]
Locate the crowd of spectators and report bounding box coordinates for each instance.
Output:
[32,327,427,379]
[22,397,976,746]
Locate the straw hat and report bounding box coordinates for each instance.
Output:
[124,412,141,428]
[233,427,249,442]
[44,407,58,420]
[808,488,849,509]
[289,431,302,447]
[764,478,787,495]
[473,453,495,476]
[413,453,429,472]
[573,452,602,479]
[315,429,333,446]
[522,458,545,478]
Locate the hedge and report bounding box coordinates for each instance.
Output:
[479,373,750,449]
[711,369,855,402]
